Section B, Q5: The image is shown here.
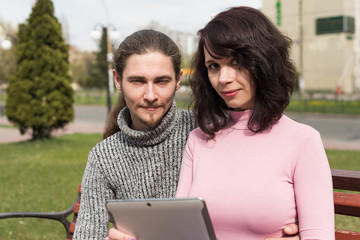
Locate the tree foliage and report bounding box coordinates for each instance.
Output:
[69,47,95,89]
[5,0,74,139]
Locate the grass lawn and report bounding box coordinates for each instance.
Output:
[0,133,102,240]
[0,134,359,239]
[0,124,16,129]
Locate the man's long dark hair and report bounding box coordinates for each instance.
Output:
[191,6,296,139]
[113,29,182,82]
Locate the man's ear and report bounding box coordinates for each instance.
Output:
[113,69,122,91]
[175,70,183,91]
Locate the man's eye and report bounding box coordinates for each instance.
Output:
[131,79,144,83]
[156,79,170,85]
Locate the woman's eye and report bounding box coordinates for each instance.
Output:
[208,63,218,70]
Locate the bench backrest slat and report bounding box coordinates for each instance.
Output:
[335,230,360,240]
[332,169,360,240]
[332,169,360,192]
[334,192,360,217]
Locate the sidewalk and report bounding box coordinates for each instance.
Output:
[323,141,360,151]
[0,116,105,143]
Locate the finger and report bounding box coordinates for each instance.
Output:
[283,223,299,235]
[108,228,135,240]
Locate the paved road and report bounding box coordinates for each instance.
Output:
[285,112,360,150]
[1,105,360,150]
[74,105,107,125]
[72,106,360,150]
[0,105,107,143]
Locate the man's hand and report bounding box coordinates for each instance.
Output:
[265,223,300,240]
[105,228,135,240]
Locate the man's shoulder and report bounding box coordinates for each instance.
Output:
[91,131,122,154]
[87,132,129,168]
[176,108,196,128]
[177,107,192,115]
[176,107,195,120]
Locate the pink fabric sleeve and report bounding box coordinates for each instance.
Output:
[175,132,194,198]
[294,132,335,239]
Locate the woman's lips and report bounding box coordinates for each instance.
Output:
[223,89,241,97]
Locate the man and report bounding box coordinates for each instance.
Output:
[74,29,300,240]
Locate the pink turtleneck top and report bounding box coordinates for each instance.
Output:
[176,110,334,240]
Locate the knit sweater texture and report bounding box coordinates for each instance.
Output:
[73,102,196,240]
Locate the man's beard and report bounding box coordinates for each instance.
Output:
[138,111,163,129]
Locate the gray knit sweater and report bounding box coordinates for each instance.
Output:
[73,102,196,240]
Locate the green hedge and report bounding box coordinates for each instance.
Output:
[287,99,360,115]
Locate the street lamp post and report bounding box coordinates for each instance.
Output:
[91,24,119,114]
[91,0,120,115]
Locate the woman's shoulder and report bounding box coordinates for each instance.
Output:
[279,114,320,137]
[188,127,209,141]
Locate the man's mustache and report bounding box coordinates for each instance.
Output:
[139,103,162,108]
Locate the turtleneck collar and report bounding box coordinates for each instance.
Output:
[117,101,179,146]
[227,110,252,130]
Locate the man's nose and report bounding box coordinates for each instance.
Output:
[144,84,158,103]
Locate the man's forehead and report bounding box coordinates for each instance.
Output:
[123,52,176,79]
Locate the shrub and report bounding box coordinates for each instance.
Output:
[5,0,74,139]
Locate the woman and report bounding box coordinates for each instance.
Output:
[176,6,334,240]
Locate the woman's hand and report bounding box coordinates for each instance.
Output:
[105,228,135,240]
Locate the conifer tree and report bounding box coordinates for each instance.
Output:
[5,0,74,139]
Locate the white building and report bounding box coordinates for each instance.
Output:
[262,0,360,94]
[142,21,198,57]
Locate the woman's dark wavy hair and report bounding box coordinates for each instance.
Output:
[191,6,296,139]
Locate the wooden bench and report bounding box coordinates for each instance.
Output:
[332,169,360,240]
[1,170,360,239]
[0,184,81,240]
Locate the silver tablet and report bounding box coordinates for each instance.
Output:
[106,198,217,240]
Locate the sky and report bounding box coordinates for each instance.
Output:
[0,0,262,51]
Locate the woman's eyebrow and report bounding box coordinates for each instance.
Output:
[205,59,216,65]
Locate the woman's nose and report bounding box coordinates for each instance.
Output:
[218,66,236,84]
